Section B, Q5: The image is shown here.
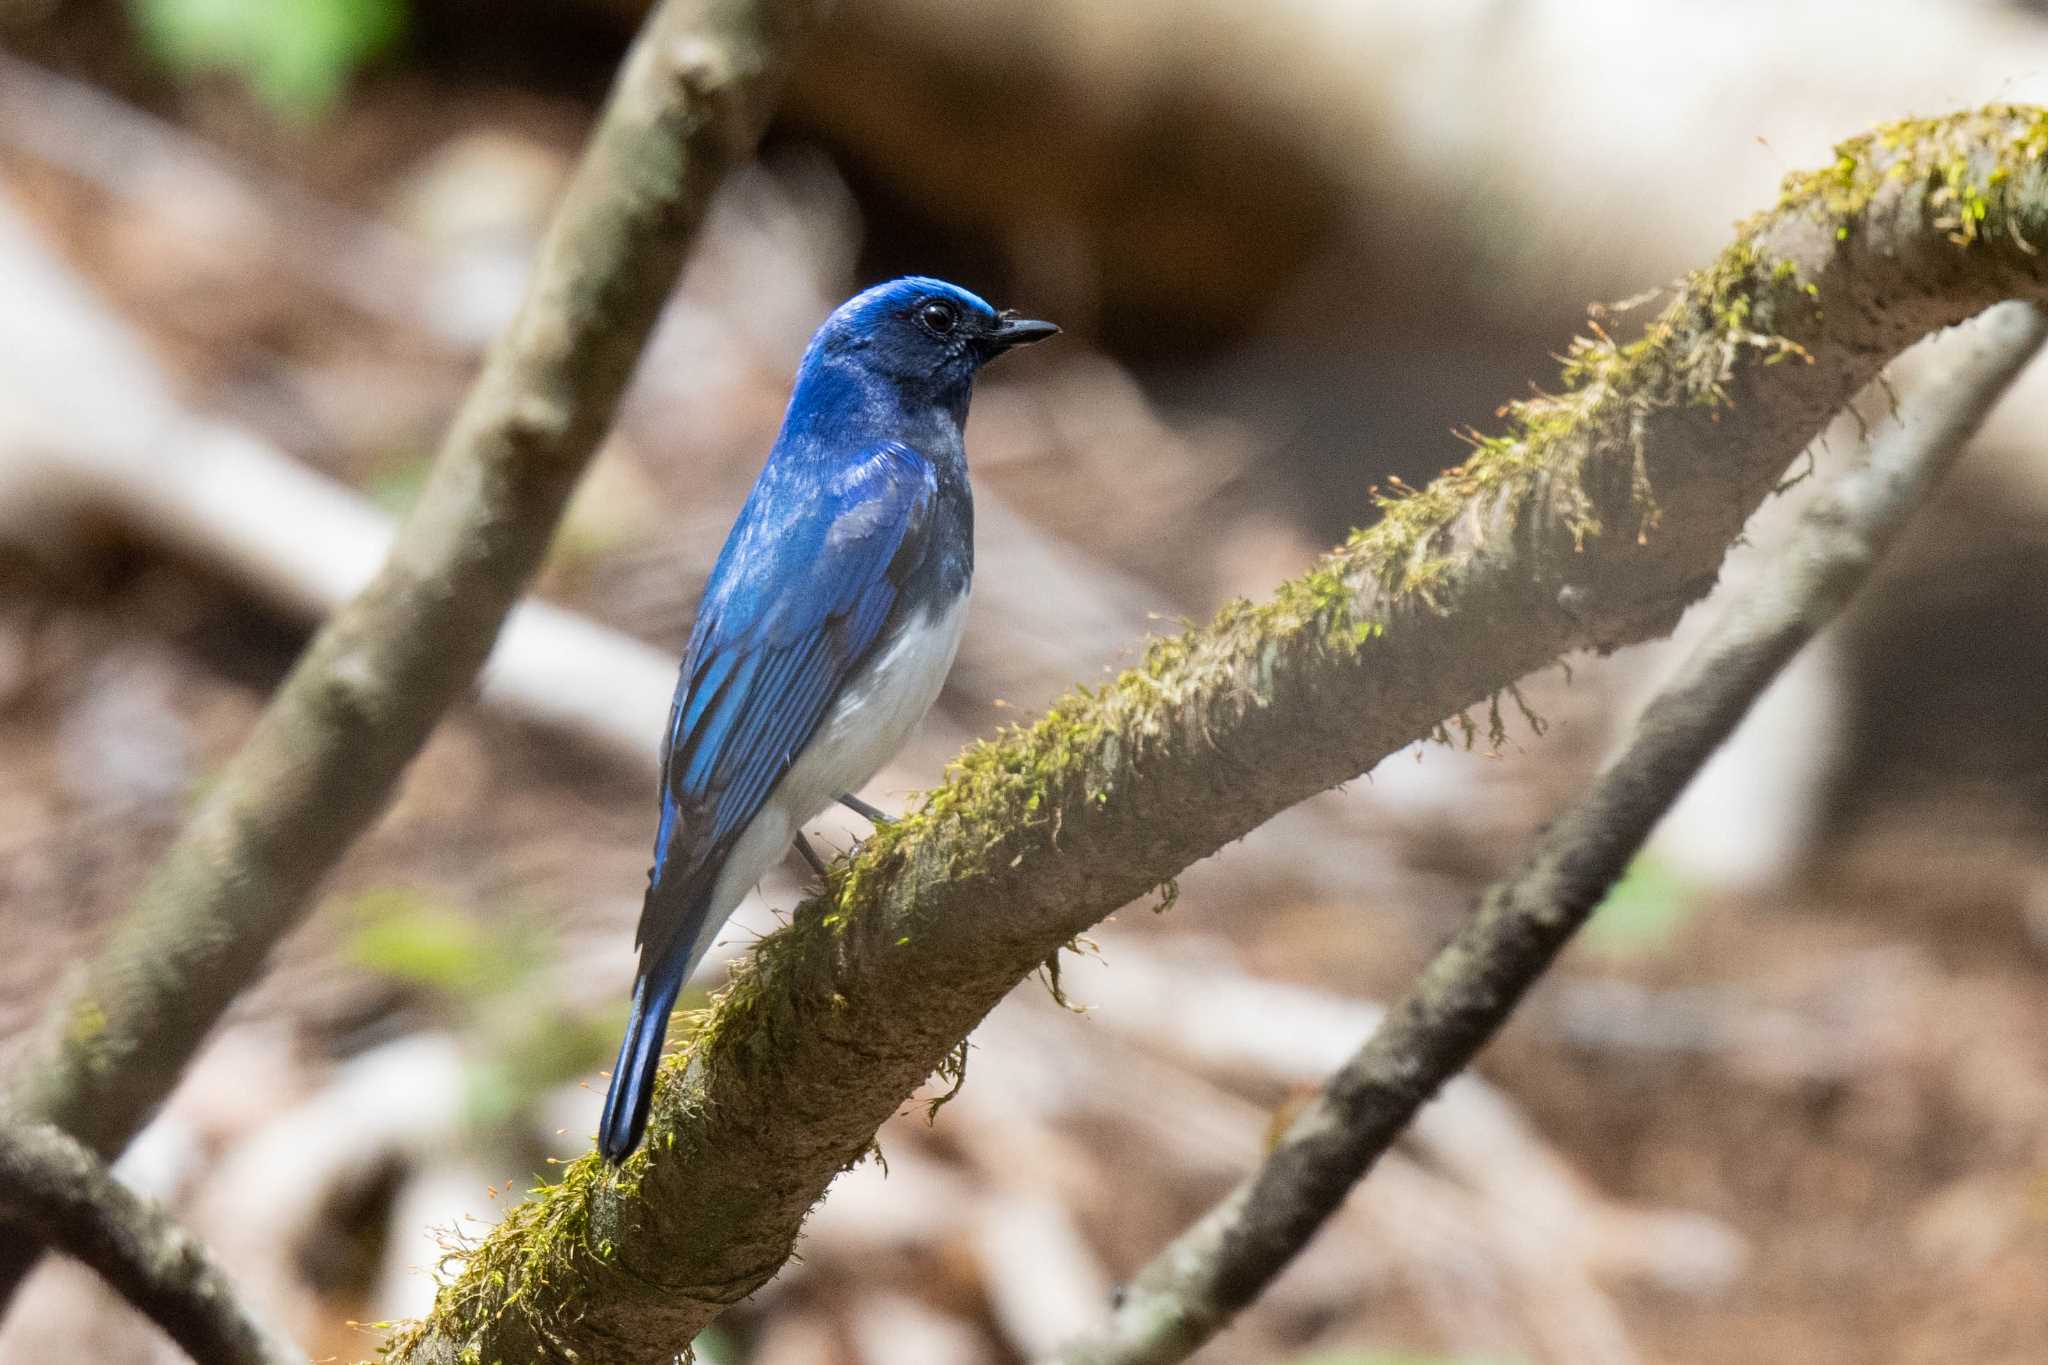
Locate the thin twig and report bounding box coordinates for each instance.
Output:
[0,0,832,1305]
[1047,300,2048,1365]
[0,1117,302,1365]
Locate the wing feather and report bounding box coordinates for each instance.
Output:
[638,441,938,961]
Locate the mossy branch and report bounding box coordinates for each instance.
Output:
[0,0,832,1302]
[1049,300,2048,1365]
[0,1116,303,1365]
[378,107,2048,1365]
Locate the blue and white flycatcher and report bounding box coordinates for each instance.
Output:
[597,277,1056,1163]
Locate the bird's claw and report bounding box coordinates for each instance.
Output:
[793,832,831,885]
[835,791,895,825]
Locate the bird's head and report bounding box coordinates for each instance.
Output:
[799,276,1058,414]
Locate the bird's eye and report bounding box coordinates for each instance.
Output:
[918,301,959,336]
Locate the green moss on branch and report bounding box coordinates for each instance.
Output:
[385,107,2048,1365]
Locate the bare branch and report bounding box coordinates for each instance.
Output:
[0,0,832,1301]
[0,1117,302,1365]
[1048,300,2048,1364]
[377,110,2048,1364]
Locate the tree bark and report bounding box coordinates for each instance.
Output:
[0,1117,303,1365]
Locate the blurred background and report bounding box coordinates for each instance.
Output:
[2,1,2048,1362]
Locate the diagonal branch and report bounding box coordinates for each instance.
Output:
[0,1116,303,1365]
[1046,298,2048,1365]
[379,108,2048,1365]
[0,0,833,1303]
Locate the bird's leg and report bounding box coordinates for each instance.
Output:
[792,832,831,883]
[836,791,894,825]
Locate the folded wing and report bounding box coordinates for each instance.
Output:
[638,440,938,968]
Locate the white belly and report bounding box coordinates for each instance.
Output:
[689,593,968,970]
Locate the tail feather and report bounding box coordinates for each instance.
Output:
[598,966,685,1163]
[601,869,724,1163]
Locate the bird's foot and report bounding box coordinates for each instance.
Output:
[836,791,895,825]
[793,832,831,885]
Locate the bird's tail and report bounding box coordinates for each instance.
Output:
[598,875,722,1164]
[597,962,685,1164]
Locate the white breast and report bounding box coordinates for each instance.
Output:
[690,593,969,970]
[788,591,970,816]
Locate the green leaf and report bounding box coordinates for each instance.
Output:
[340,887,543,1004]
[130,0,407,120]
[1583,851,1699,956]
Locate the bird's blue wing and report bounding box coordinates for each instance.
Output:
[638,441,938,963]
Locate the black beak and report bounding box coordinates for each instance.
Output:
[986,311,1060,352]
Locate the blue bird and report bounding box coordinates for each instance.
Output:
[598,276,1057,1163]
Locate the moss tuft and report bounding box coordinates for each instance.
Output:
[379,1148,615,1358]
[925,1037,970,1120]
